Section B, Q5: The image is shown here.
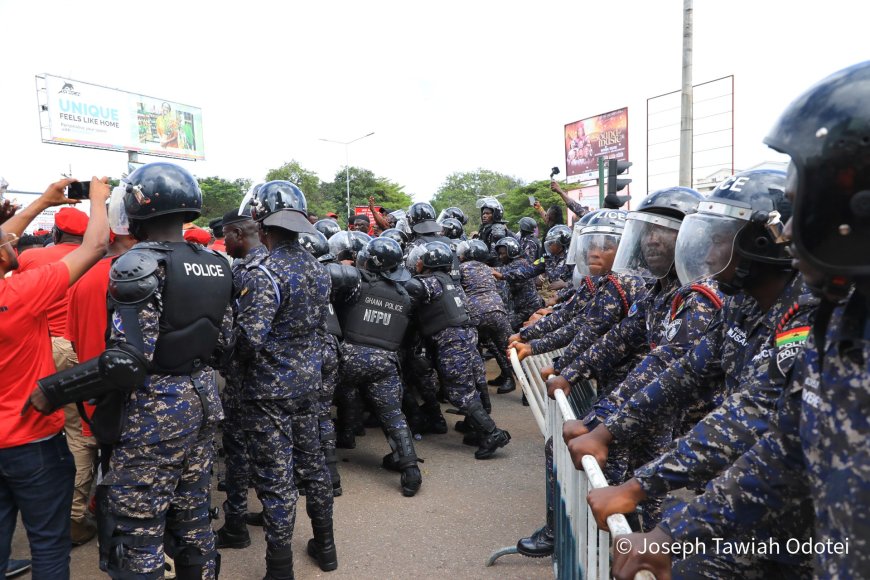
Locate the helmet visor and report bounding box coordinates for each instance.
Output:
[675,213,743,285]
[573,233,621,277]
[405,244,426,271]
[565,225,584,266]
[612,213,682,280]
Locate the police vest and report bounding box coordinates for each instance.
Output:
[339,274,410,351]
[417,271,471,337]
[153,242,232,374]
[326,302,343,338]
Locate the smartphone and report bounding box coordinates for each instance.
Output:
[528,195,537,207]
[67,181,90,200]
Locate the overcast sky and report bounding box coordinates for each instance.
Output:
[1,0,866,204]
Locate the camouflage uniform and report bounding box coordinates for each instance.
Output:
[504,251,571,284]
[235,240,332,551]
[221,244,268,520]
[459,260,513,383]
[496,257,545,330]
[518,233,542,263]
[101,263,232,579]
[319,330,340,487]
[519,276,598,342]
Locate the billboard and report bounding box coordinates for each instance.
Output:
[39,74,205,161]
[564,107,628,183]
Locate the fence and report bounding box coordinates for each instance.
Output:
[493,347,653,580]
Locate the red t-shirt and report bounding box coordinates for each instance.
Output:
[16,243,78,337]
[0,262,70,448]
[66,256,113,437]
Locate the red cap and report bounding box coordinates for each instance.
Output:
[33,229,51,236]
[54,207,89,236]
[183,227,211,245]
[326,212,338,218]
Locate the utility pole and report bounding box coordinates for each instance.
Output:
[319,132,375,220]
[679,0,693,188]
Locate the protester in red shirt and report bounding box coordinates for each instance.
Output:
[0,177,109,580]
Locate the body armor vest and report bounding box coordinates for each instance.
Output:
[417,271,471,337]
[152,242,232,374]
[326,302,343,338]
[340,273,411,351]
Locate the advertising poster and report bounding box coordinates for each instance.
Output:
[41,74,205,161]
[564,107,628,182]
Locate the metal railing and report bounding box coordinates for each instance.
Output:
[499,348,654,580]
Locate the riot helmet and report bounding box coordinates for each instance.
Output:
[247,180,316,234]
[379,228,409,251]
[494,236,522,261]
[518,216,537,234]
[437,206,468,225]
[314,218,342,239]
[456,239,489,263]
[764,61,870,278]
[417,241,454,271]
[441,218,464,240]
[489,223,508,244]
[299,230,332,262]
[565,209,601,265]
[394,218,412,238]
[613,187,703,280]
[408,202,442,235]
[477,197,504,223]
[328,230,369,262]
[543,224,572,255]
[572,210,626,277]
[675,170,790,288]
[357,237,410,282]
[122,162,202,222]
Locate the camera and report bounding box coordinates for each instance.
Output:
[67,181,90,200]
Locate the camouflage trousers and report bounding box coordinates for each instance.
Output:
[475,310,513,377]
[242,396,332,549]
[430,326,486,412]
[338,343,409,433]
[220,402,249,519]
[100,426,217,579]
[320,335,340,459]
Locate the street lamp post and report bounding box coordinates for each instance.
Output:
[319,131,375,220]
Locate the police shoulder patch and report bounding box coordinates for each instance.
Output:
[628,302,639,318]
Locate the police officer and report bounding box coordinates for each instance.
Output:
[492,237,544,331]
[440,217,464,245]
[215,206,268,550]
[477,197,515,255]
[314,218,341,240]
[495,224,572,289]
[235,181,336,577]
[33,162,233,579]
[611,62,870,579]
[436,206,468,227]
[517,216,542,262]
[404,242,511,459]
[335,237,423,496]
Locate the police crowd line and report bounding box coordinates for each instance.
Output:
[1,61,868,580]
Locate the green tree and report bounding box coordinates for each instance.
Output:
[319,166,412,223]
[196,176,251,226]
[502,180,564,232]
[431,169,524,232]
[264,160,325,216]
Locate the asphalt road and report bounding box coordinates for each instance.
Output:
[10,360,552,579]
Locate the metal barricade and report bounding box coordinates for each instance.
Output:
[493,348,654,580]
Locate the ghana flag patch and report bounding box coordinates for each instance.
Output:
[776,326,810,347]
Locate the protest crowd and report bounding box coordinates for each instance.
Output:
[0,62,868,580]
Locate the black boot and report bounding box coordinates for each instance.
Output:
[382,424,423,497]
[306,518,338,571]
[215,514,251,549]
[516,524,554,557]
[264,545,294,580]
[335,389,362,449]
[487,373,508,386]
[465,401,511,460]
[245,511,264,527]
[497,375,516,394]
[477,378,492,414]
[420,401,447,435]
[322,444,342,497]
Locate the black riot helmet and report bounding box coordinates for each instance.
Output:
[408,202,442,235]
[494,236,522,259]
[328,230,369,262]
[456,239,489,263]
[357,237,410,282]
[518,216,537,234]
[441,218,464,240]
[635,186,704,220]
[437,206,468,225]
[477,197,504,222]
[764,61,870,279]
[314,218,341,240]
[249,180,316,234]
[543,224,572,253]
[299,231,332,262]
[489,223,508,244]
[122,162,202,222]
[418,241,454,271]
[379,228,409,251]
[675,170,790,288]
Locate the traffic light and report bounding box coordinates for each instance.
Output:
[605,159,632,208]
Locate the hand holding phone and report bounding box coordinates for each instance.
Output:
[67,181,91,200]
[528,195,537,207]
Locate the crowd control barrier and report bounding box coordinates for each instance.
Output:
[485,348,654,580]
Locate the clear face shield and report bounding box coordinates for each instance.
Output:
[405,244,426,271]
[675,210,745,285]
[571,264,585,290]
[109,185,130,235]
[573,232,621,277]
[565,224,583,266]
[612,213,682,280]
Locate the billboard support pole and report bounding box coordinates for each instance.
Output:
[127,151,140,175]
[678,0,694,187]
[597,157,605,208]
